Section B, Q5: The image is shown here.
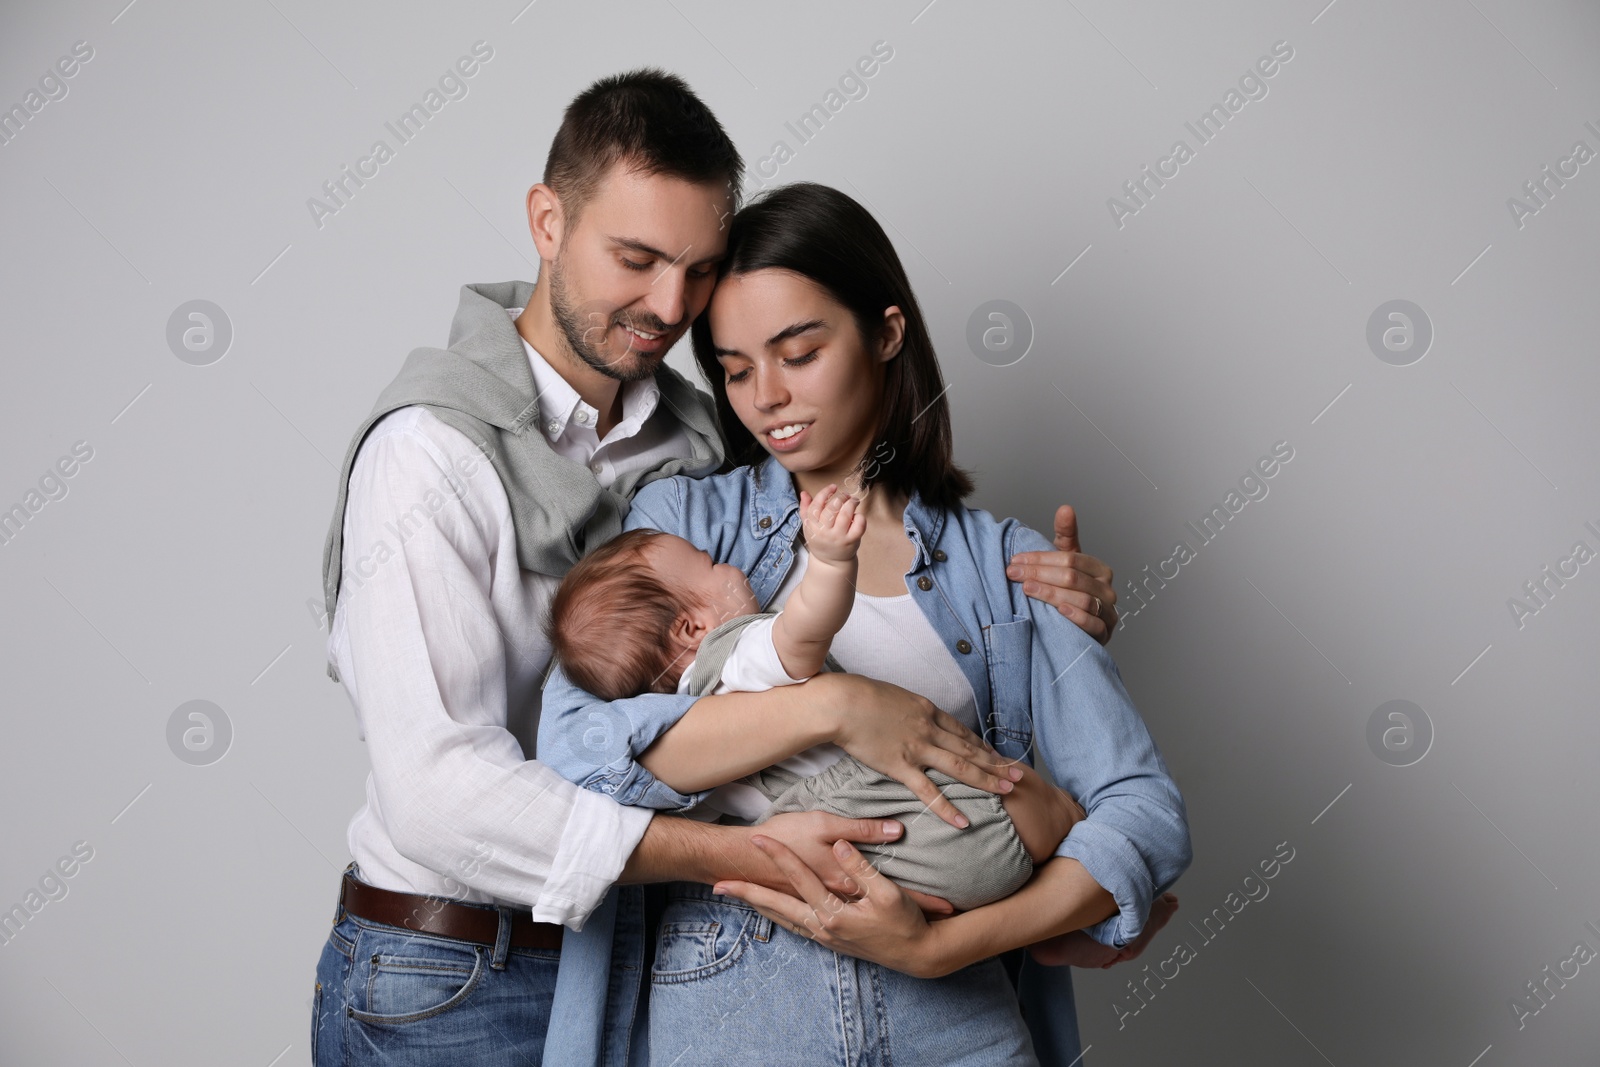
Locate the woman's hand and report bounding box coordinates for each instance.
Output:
[809,672,1024,829]
[1006,503,1119,644]
[714,835,952,979]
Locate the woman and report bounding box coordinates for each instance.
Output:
[540,183,1192,1064]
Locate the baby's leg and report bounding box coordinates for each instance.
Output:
[1002,765,1108,966]
[999,762,1081,863]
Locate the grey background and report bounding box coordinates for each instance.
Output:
[2,0,1596,1063]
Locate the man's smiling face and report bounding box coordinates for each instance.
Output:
[545,163,733,382]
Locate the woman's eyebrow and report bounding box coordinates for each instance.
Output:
[714,319,828,359]
[765,319,827,347]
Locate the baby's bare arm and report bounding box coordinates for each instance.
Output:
[773,485,863,678]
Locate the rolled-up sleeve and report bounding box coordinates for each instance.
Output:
[1012,525,1193,948]
[538,663,711,811]
[536,473,718,812]
[336,418,653,931]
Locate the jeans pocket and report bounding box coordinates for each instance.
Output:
[329,923,356,961]
[652,897,769,984]
[348,939,485,1026]
[313,921,356,1066]
[310,979,324,1060]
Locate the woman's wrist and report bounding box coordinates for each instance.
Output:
[907,914,962,978]
[900,913,999,979]
[792,671,847,744]
[909,859,1120,976]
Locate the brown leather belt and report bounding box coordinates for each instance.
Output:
[340,871,563,952]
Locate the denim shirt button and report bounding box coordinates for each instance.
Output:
[916,576,932,591]
[955,639,972,654]
[759,516,772,529]
[933,549,947,562]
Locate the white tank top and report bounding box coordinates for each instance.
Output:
[696,544,981,823]
[769,545,979,733]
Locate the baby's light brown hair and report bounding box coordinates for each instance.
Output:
[545,528,706,701]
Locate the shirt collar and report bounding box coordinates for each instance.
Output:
[615,372,662,437]
[746,452,944,569]
[508,309,661,443]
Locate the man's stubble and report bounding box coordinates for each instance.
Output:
[546,255,671,384]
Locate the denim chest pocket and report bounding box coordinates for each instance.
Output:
[982,615,1034,760]
[652,896,772,984]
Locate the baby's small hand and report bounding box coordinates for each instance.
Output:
[799,484,865,564]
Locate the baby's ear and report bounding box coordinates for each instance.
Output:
[671,611,708,650]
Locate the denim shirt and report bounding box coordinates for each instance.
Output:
[538,453,1193,1065]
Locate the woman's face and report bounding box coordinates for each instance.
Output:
[706,268,901,484]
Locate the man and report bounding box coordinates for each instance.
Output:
[311,69,1123,1064]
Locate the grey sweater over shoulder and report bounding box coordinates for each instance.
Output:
[319,279,726,680]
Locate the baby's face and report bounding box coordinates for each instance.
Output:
[644,534,760,631]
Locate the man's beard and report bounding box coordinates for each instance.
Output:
[547,259,671,384]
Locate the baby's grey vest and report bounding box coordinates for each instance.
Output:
[319,279,726,681]
[683,612,844,696]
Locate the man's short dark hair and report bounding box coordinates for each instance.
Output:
[544,68,743,230]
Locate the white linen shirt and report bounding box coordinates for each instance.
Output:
[326,308,709,928]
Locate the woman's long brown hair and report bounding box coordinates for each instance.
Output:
[690,182,974,510]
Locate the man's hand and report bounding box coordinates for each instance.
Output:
[812,672,1024,829]
[1007,503,1119,645]
[1026,929,1122,968]
[747,811,954,919]
[1028,891,1180,968]
[624,810,949,922]
[799,483,864,564]
[714,836,952,977]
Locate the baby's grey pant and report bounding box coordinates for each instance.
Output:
[748,756,1035,912]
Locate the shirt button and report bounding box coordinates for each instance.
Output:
[956,639,972,654]
[933,549,947,562]
[591,461,603,475]
[759,516,772,529]
[916,576,932,591]
[576,410,590,424]
[546,419,560,435]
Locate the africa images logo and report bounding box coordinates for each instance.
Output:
[1106,40,1295,229]
[1119,441,1295,626]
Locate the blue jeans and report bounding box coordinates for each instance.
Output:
[646,881,1039,1066]
[312,866,561,1066]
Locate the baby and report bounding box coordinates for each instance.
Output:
[546,485,1078,913]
